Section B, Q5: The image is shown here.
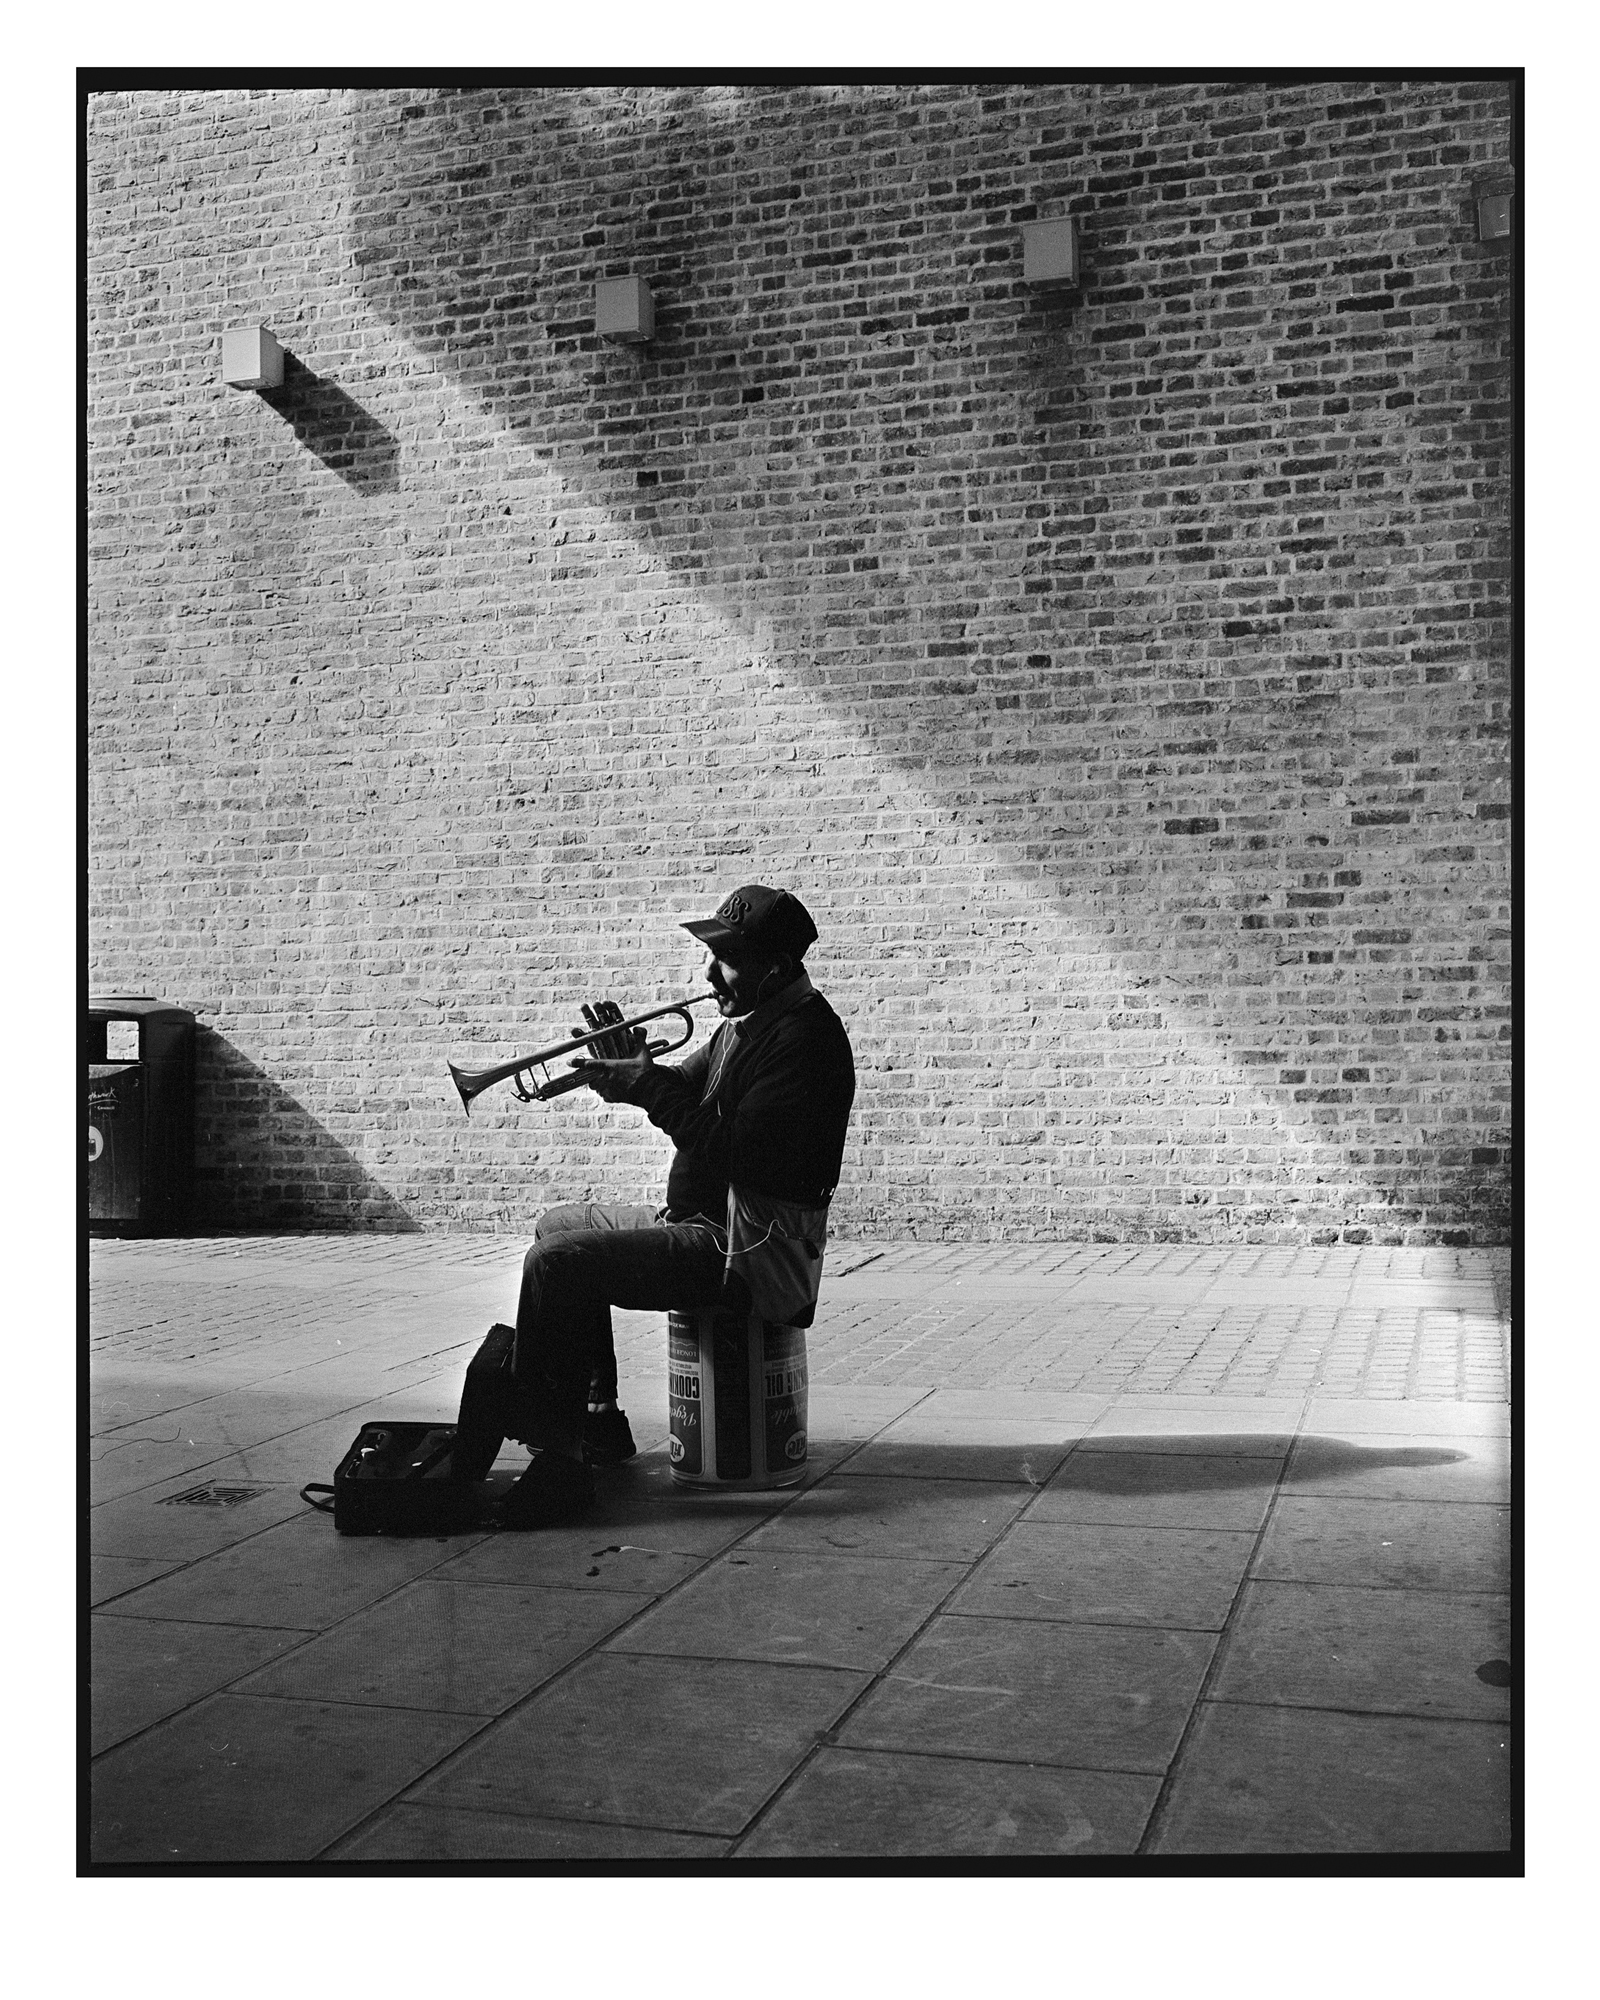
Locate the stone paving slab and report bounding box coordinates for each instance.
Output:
[410,1653,869,1838]
[607,1548,967,1672]
[1211,1582,1512,1722]
[735,1746,1162,1859]
[1031,1450,1281,1532]
[85,1234,1515,1863]
[841,1422,1085,1486]
[1084,1395,1304,1448]
[89,1692,483,1865]
[742,1475,1033,1563]
[432,1524,706,1599]
[1145,1703,1512,1854]
[1283,1432,1511,1506]
[838,1615,1219,1775]
[1251,1497,1510,1594]
[948,1520,1260,1631]
[1303,1395,1512,1436]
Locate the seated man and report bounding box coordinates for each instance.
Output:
[453,884,856,1520]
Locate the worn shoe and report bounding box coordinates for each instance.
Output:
[582,1406,638,1466]
[500,1448,595,1529]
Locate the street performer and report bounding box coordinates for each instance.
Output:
[452,884,855,1524]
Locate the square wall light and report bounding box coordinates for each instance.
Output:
[595,276,655,343]
[221,325,285,389]
[1477,193,1514,242]
[1023,218,1079,287]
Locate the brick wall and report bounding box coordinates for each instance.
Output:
[86,81,1514,1244]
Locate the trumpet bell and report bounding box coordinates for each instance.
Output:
[448,1062,485,1115]
[448,1058,591,1114]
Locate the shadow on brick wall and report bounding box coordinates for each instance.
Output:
[193,1028,416,1230]
[260,355,399,495]
[343,84,1512,1242]
[342,85,1512,827]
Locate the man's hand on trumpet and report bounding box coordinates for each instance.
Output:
[568,1000,655,1103]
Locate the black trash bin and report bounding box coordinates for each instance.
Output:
[87,996,196,1235]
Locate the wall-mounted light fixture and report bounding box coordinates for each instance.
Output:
[1022,218,1079,288]
[1477,193,1513,243]
[594,276,655,344]
[221,325,285,389]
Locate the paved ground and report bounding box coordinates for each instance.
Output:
[87,1234,1514,1864]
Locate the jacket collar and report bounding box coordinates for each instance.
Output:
[729,967,814,1040]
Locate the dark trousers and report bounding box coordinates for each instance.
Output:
[512,1201,727,1452]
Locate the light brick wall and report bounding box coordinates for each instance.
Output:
[87,81,1514,1244]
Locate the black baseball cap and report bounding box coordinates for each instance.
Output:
[682,884,819,961]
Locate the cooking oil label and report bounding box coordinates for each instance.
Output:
[667,1320,702,1475]
[763,1326,808,1473]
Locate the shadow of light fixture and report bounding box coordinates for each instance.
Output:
[217,327,398,493]
[595,275,654,344]
[1022,218,1079,290]
[259,355,401,495]
[221,324,285,389]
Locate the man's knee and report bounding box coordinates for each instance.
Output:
[523,1230,594,1292]
[523,1234,561,1285]
[534,1202,588,1244]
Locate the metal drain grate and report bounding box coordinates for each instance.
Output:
[158,1483,273,1509]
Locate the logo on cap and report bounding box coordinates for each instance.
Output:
[717,893,752,927]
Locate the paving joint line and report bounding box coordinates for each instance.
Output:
[1200,1693,1511,1727]
[757,1736,1169,1782]
[1133,1383,1317,1858]
[321,1795,732,1850]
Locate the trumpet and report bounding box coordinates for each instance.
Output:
[449,993,720,1115]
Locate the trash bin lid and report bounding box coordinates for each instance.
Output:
[89,995,196,1023]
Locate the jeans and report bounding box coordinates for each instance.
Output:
[513,1201,728,1452]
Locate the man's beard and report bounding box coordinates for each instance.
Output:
[709,968,753,1015]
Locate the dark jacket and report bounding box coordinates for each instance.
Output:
[625,982,855,1221]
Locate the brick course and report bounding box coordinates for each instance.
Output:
[86,81,1514,1244]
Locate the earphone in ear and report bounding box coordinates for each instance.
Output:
[754,957,793,1005]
